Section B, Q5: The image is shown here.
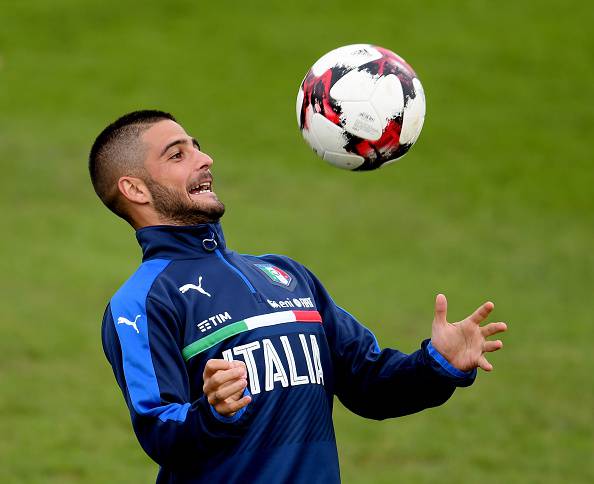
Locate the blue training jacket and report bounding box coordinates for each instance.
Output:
[101,222,476,483]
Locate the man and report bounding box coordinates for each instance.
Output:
[90,110,507,483]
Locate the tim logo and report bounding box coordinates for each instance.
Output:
[197,312,232,333]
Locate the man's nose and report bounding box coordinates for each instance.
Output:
[195,150,214,169]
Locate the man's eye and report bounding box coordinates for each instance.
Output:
[170,151,182,160]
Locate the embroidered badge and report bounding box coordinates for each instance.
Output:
[255,264,293,287]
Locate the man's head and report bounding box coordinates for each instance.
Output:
[89,110,225,228]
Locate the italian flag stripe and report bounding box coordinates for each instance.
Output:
[293,310,322,322]
[182,310,322,361]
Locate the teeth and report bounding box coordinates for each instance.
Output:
[190,182,212,194]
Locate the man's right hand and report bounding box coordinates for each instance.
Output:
[203,359,251,417]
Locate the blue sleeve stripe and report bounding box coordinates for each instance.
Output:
[427,341,475,379]
[110,258,190,423]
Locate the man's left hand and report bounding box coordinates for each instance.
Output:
[430,294,508,372]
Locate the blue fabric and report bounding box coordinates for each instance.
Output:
[137,222,227,261]
[215,248,257,293]
[337,305,381,354]
[101,223,473,483]
[110,258,190,423]
[427,341,477,379]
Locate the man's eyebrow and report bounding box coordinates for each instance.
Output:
[160,137,201,157]
[160,139,187,157]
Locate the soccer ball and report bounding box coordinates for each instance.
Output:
[296,44,426,171]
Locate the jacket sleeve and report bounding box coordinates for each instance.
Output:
[303,267,476,420]
[102,296,250,470]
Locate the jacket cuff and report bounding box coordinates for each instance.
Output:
[426,340,477,386]
[209,388,251,423]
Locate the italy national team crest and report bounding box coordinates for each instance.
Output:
[255,264,294,288]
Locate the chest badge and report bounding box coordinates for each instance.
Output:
[255,264,293,287]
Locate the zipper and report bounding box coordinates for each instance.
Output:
[206,231,263,302]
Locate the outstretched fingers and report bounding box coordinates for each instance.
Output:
[478,355,493,372]
[468,301,495,325]
[483,340,503,353]
[481,321,508,338]
[479,321,506,371]
[433,294,448,325]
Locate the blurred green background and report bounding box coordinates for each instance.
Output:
[1,0,592,482]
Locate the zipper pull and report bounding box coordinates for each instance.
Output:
[202,232,218,252]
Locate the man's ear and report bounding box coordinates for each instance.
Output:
[118,176,151,205]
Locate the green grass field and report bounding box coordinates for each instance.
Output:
[1,0,593,482]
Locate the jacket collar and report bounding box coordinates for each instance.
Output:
[136,222,227,261]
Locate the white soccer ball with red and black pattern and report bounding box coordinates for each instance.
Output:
[296,44,426,171]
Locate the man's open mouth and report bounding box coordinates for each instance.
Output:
[188,181,212,195]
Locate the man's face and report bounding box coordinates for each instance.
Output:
[140,119,225,225]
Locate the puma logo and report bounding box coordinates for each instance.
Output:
[117,315,141,334]
[179,276,212,297]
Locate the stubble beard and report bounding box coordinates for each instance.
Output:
[145,178,225,226]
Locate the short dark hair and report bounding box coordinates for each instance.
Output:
[89,110,176,221]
